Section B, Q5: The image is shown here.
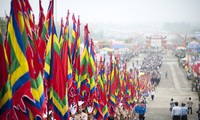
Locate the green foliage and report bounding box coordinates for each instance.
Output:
[198,91,200,102]
[0,17,7,34]
[124,39,130,43]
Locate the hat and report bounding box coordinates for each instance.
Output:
[87,106,94,114]
[119,102,122,106]
[70,103,77,115]
[43,110,52,118]
[78,101,84,106]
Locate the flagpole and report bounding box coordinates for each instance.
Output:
[55,0,57,22]
[47,20,54,120]
[47,0,54,119]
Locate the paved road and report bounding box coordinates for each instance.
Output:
[129,51,199,120]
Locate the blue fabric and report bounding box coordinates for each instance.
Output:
[181,107,188,115]
[139,105,146,115]
[134,105,146,115]
[134,105,140,113]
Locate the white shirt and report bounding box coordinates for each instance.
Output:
[170,101,174,108]
[171,106,182,116]
[187,100,193,108]
[151,91,155,95]
[181,106,188,115]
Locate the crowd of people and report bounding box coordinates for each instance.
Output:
[140,53,163,86]
[66,52,163,120]
[66,101,146,120]
[170,97,196,120]
[191,76,200,92]
[43,51,167,120]
[127,52,163,120]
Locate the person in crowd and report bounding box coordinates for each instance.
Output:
[196,102,200,120]
[121,107,129,120]
[133,100,139,119]
[153,82,157,90]
[70,101,88,120]
[128,108,134,120]
[87,106,94,120]
[108,116,114,120]
[79,107,88,120]
[181,103,188,120]
[192,82,197,91]
[171,102,181,120]
[187,97,193,114]
[170,98,174,112]
[151,90,155,101]
[138,101,146,120]
[69,103,77,120]
[114,106,120,120]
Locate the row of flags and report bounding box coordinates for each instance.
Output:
[0,0,152,119]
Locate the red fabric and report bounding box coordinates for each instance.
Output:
[23,96,44,119]
[13,107,30,120]
[34,37,46,72]
[61,40,73,88]
[193,62,200,75]
[38,0,45,37]
[0,37,8,89]
[26,44,35,79]
[50,51,66,99]
[12,81,33,111]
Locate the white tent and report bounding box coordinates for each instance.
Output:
[180,57,187,61]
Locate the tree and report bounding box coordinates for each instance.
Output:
[0,17,7,34]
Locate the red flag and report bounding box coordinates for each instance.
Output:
[0,32,12,119]
[38,0,45,37]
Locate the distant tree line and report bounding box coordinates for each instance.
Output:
[163,22,200,34]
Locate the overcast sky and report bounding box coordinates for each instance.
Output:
[0,0,200,25]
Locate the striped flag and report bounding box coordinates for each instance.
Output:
[75,16,81,99]
[79,24,90,102]
[59,17,64,46]
[88,39,103,119]
[120,63,127,99]
[21,0,46,117]
[35,0,46,76]
[71,14,77,63]
[20,0,35,41]
[13,0,45,118]
[0,31,12,119]
[7,0,34,119]
[97,56,109,119]
[41,0,53,42]
[41,1,70,117]
[44,0,53,82]
[38,0,45,37]
[93,99,103,120]
[88,39,96,102]
[49,20,69,119]
[64,10,71,63]
[26,43,44,118]
[109,57,120,116]
[64,11,73,86]
[60,10,73,88]
[59,11,72,119]
[13,106,34,120]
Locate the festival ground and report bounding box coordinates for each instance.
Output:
[128,50,199,120]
